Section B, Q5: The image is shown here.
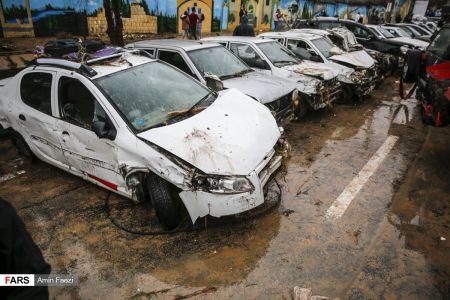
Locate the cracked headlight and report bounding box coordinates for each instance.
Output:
[193,175,254,194]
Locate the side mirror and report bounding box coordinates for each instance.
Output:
[92,120,116,140]
[254,57,270,70]
[204,74,224,92]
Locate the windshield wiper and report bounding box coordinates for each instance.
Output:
[220,69,251,80]
[274,60,296,66]
[143,92,216,131]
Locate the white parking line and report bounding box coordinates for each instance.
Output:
[325,135,399,221]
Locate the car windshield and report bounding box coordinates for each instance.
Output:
[95,61,212,132]
[410,24,429,35]
[378,27,395,38]
[256,41,299,66]
[400,25,418,37]
[311,37,339,58]
[427,27,450,59]
[396,27,412,38]
[188,46,251,80]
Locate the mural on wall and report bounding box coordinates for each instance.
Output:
[348,5,368,21]
[368,5,385,24]
[2,0,29,23]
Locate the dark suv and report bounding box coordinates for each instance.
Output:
[293,18,403,56]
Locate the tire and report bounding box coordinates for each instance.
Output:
[341,83,355,103]
[295,96,309,121]
[10,133,36,163]
[402,50,422,84]
[145,173,180,230]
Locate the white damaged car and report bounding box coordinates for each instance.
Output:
[0,52,285,229]
[259,30,378,101]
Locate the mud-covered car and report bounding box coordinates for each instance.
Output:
[202,36,341,118]
[126,40,297,123]
[404,24,450,126]
[366,25,429,54]
[317,27,398,77]
[293,18,403,57]
[0,52,286,229]
[259,30,378,101]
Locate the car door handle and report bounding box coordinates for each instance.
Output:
[19,114,26,121]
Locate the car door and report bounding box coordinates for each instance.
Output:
[55,72,124,190]
[16,70,67,167]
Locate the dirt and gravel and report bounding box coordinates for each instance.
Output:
[0,77,449,299]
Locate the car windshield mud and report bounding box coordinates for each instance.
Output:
[427,28,450,59]
[311,37,336,58]
[95,61,212,132]
[188,46,251,80]
[257,41,298,66]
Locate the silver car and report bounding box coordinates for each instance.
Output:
[126,40,298,123]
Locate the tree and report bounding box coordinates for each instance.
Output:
[103,0,124,46]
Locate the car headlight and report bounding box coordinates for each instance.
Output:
[193,175,254,194]
[400,45,409,55]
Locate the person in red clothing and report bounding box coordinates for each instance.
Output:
[188,7,199,40]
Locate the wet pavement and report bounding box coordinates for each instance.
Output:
[0,77,449,299]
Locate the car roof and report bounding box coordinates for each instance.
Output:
[31,52,156,80]
[259,31,323,40]
[126,39,220,51]
[202,36,271,44]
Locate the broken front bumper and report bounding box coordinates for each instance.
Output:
[179,150,283,223]
[307,78,341,110]
[266,92,294,124]
[352,66,378,97]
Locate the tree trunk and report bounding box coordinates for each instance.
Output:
[103,0,116,44]
[111,0,124,46]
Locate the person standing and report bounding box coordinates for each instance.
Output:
[189,7,199,40]
[354,11,361,23]
[239,4,245,23]
[274,8,282,31]
[180,10,190,39]
[197,8,205,39]
[233,15,255,36]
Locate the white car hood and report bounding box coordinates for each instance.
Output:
[389,37,429,49]
[282,62,338,80]
[329,50,375,68]
[223,71,295,104]
[137,88,280,176]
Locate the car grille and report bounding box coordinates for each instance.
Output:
[256,150,282,188]
[266,92,293,123]
[319,78,341,106]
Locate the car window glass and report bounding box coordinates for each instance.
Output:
[158,50,195,77]
[20,72,53,115]
[229,43,265,68]
[353,26,369,38]
[286,39,312,60]
[58,77,107,130]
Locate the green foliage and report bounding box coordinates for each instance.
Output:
[156,14,177,33]
[228,12,235,23]
[3,4,28,21]
[141,0,150,15]
[120,0,131,17]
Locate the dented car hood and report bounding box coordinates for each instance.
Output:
[282,62,338,80]
[223,71,295,104]
[137,88,280,176]
[389,37,429,49]
[329,50,375,68]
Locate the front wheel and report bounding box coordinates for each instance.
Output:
[10,133,36,163]
[145,173,181,230]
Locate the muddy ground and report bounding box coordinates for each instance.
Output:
[0,77,449,299]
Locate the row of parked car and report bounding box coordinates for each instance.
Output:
[0,23,417,229]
